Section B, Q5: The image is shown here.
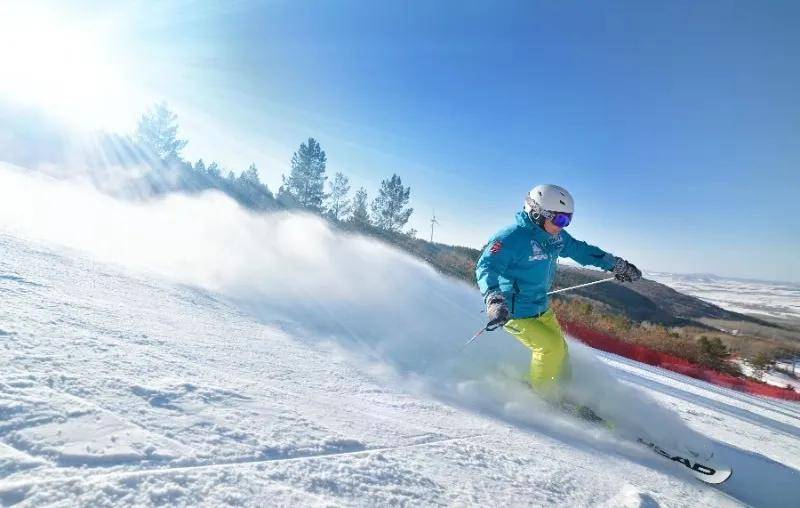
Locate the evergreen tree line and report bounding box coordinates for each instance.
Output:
[275,136,414,234]
[126,103,415,235]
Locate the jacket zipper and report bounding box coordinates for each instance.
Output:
[546,246,556,288]
[511,280,520,314]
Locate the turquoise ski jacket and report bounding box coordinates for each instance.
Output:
[476,211,617,319]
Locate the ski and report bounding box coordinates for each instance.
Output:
[556,400,732,484]
[636,438,732,484]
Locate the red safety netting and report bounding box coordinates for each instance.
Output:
[562,320,800,402]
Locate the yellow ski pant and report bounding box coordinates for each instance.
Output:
[504,309,568,391]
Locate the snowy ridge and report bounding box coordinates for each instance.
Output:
[1,167,799,506]
[646,271,800,321]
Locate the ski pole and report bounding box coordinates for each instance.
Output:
[461,277,616,352]
[546,276,616,295]
[458,326,488,353]
[458,321,505,353]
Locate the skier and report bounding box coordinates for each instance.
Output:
[475,184,641,394]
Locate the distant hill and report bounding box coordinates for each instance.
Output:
[552,266,775,328]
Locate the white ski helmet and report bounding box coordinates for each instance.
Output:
[524,184,574,218]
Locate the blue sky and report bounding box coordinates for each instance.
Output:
[2,1,799,282]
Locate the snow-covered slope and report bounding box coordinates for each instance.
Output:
[1,167,799,507]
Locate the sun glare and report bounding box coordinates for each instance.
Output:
[0,5,142,131]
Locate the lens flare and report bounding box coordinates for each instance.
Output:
[0,4,143,130]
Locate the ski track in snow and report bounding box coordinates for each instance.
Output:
[1,208,799,505]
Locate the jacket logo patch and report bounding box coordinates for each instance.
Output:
[529,241,548,261]
[490,241,503,254]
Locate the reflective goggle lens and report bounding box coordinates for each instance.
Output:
[551,212,572,228]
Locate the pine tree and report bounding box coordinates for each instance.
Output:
[279,137,327,211]
[235,163,274,204]
[206,162,221,178]
[241,163,260,184]
[697,336,730,371]
[371,174,413,232]
[135,102,188,162]
[350,187,371,225]
[325,172,352,221]
[751,351,775,379]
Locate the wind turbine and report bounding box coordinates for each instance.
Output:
[430,210,439,243]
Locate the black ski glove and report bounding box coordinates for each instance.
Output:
[613,257,642,282]
[485,291,510,328]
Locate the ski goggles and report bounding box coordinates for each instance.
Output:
[549,211,572,228]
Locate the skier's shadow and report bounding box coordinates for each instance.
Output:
[434,371,800,508]
[713,440,800,507]
[592,355,800,505]
[509,409,800,508]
